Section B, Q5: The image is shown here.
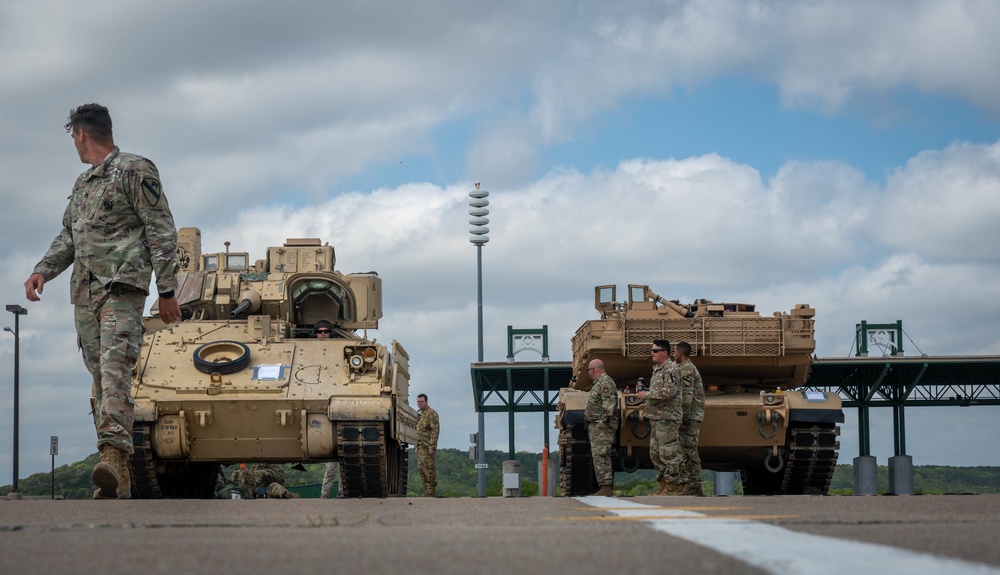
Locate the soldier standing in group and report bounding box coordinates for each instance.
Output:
[584,359,619,496]
[675,341,705,496]
[23,103,180,500]
[416,393,440,497]
[637,339,684,495]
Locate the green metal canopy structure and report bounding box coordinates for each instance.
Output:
[471,355,1000,461]
[470,361,571,458]
[804,355,1000,456]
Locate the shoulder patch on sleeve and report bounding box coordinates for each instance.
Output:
[141,176,163,207]
[681,365,695,381]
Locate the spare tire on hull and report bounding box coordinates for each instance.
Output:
[193,341,251,374]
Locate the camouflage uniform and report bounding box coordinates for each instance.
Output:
[227,463,294,498]
[644,361,682,484]
[33,147,178,456]
[678,358,705,489]
[252,463,286,489]
[416,406,440,495]
[584,372,619,487]
[225,465,256,498]
[321,461,341,498]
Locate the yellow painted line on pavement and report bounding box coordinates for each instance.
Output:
[571,506,747,511]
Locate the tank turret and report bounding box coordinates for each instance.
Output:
[132,227,417,498]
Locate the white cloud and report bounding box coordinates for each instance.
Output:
[6,1,1000,231]
[879,140,1000,263]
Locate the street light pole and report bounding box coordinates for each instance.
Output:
[5,304,27,497]
[469,183,489,498]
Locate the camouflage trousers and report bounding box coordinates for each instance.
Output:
[648,419,682,483]
[75,281,146,455]
[416,444,437,493]
[680,420,702,485]
[321,461,341,498]
[587,421,616,486]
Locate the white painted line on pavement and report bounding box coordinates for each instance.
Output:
[578,497,1000,575]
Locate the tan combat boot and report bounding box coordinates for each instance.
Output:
[117,449,132,499]
[683,483,703,496]
[655,479,668,495]
[266,483,300,498]
[92,444,122,499]
[593,484,614,497]
[660,482,686,496]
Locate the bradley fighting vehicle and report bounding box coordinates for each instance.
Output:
[130,227,418,498]
[557,284,844,495]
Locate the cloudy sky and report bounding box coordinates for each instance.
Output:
[2,1,999,482]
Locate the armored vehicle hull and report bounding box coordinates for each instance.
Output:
[130,228,418,498]
[557,284,844,496]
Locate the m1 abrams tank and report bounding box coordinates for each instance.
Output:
[557,284,844,495]
[129,227,418,498]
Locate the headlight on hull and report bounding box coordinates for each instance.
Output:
[345,346,378,373]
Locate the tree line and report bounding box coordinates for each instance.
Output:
[3,449,999,498]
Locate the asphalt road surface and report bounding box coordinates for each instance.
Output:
[2,494,1000,575]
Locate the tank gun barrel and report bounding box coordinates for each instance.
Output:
[645,287,694,318]
[230,290,262,318]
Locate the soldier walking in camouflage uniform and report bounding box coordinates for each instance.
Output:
[416,393,440,497]
[584,359,619,496]
[637,339,684,495]
[675,341,705,496]
[24,104,181,500]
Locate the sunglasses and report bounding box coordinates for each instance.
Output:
[651,348,665,353]
[316,329,331,334]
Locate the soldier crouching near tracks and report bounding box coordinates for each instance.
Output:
[224,463,299,498]
[584,360,619,496]
[416,393,439,497]
[23,103,181,500]
[637,339,685,495]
